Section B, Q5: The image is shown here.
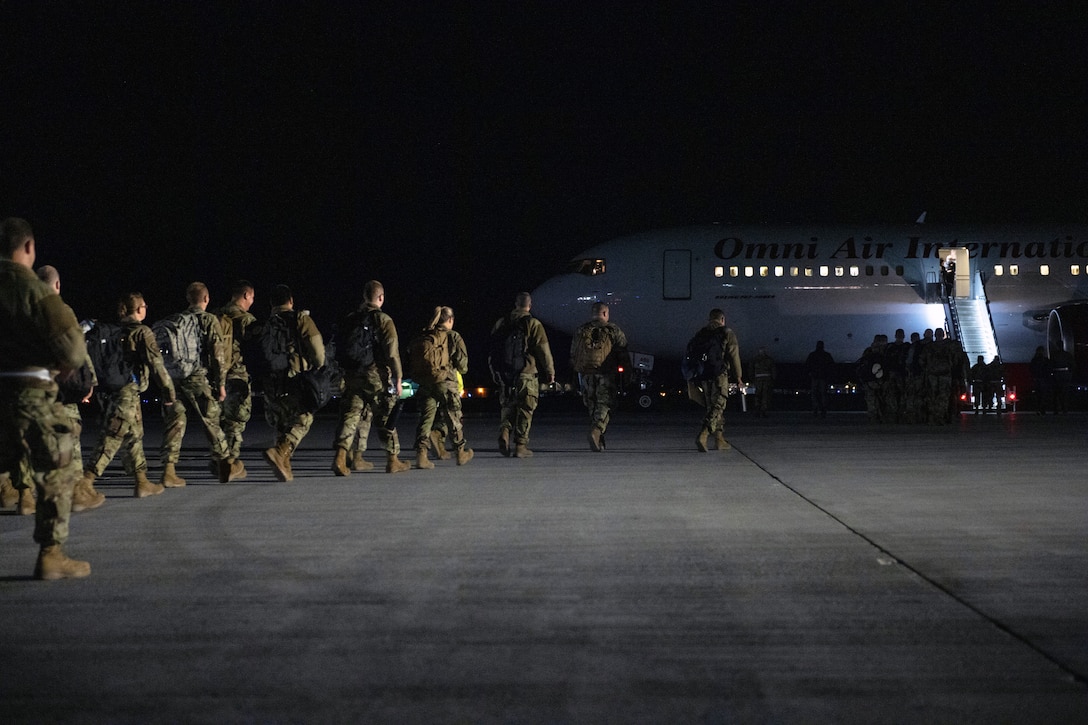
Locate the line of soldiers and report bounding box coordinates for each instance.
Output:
[857,327,969,425]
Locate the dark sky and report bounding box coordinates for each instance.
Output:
[4,3,1087,370]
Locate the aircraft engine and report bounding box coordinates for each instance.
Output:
[1046,302,1088,379]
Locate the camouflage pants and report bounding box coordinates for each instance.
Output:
[219,377,252,460]
[0,380,81,547]
[499,375,539,445]
[415,378,465,450]
[701,374,730,433]
[924,374,954,425]
[161,372,230,464]
[88,384,148,475]
[264,386,314,450]
[335,368,400,456]
[579,372,618,433]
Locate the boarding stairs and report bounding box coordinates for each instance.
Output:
[946,271,999,364]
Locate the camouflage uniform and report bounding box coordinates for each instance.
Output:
[749,349,776,416]
[696,323,744,439]
[492,309,554,450]
[334,303,400,456]
[413,327,470,460]
[881,337,910,423]
[263,306,325,451]
[213,301,258,460]
[919,332,966,425]
[160,305,231,467]
[430,328,467,449]
[0,258,86,553]
[87,318,176,477]
[572,319,629,441]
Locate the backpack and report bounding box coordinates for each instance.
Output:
[335,310,378,370]
[682,327,727,381]
[407,328,449,384]
[291,366,339,413]
[85,322,135,392]
[153,312,203,380]
[571,324,613,374]
[856,348,885,383]
[487,316,529,386]
[260,310,298,374]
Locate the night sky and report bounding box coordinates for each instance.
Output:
[4,4,1086,381]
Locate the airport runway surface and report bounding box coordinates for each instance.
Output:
[2,405,1087,723]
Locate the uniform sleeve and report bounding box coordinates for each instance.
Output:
[300,315,326,368]
[610,324,630,368]
[136,326,176,403]
[202,312,229,388]
[530,319,554,378]
[380,314,402,379]
[40,294,87,372]
[450,331,469,375]
[726,330,743,382]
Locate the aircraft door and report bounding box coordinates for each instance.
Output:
[939,247,972,298]
[663,249,691,300]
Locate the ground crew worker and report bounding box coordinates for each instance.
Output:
[330,280,410,474]
[82,293,177,499]
[689,308,744,451]
[411,306,473,469]
[261,284,326,481]
[491,292,555,458]
[159,282,240,485]
[571,301,629,451]
[0,217,91,579]
[212,279,258,478]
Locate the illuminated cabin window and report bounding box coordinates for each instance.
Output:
[1040,265,1050,276]
[730,266,740,277]
[1010,265,1019,275]
[850,266,860,277]
[774,266,784,277]
[994,265,1004,276]
[819,266,829,276]
[714,266,724,277]
[834,266,844,277]
[759,266,769,277]
[804,267,814,277]
[744,266,754,277]
[567,258,606,276]
[790,266,800,277]
[1073,265,1081,275]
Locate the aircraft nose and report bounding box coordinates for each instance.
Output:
[531,274,584,331]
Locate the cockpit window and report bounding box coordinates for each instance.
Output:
[567,258,606,276]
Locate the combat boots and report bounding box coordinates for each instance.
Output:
[135,470,165,498]
[714,431,731,450]
[416,445,435,470]
[71,471,106,512]
[352,450,374,471]
[498,429,511,457]
[34,545,91,581]
[386,452,410,474]
[223,459,247,482]
[456,446,474,466]
[332,447,351,476]
[589,427,603,452]
[0,474,17,509]
[429,430,451,460]
[264,440,294,482]
[513,443,533,458]
[17,486,35,515]
[161,463,187,488]
[696,427,710,452]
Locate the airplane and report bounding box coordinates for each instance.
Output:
[530,222,1088,403]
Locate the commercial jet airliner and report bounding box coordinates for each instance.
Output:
[530,223,1088,389]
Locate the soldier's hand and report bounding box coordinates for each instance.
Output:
[218,385,226,402]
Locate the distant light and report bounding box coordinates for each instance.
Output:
[617,366,625,373]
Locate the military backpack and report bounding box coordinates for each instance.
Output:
[487,316,529,386]
[682,326,727,381]
[335,309,379,371]
[571,324,613,374]
[407,327,449,384]
[153,312,203,380]
[86,321,135,392]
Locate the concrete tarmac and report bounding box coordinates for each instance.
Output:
[2,404,1087,723]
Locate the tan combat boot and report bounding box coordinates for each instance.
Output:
[513,443,533,458]
[696,427,710,452]
[714,431,731,450]
[332,447,351,477]
[0,473,18,509]
[225,459,247,482]
[161,463,187,488]
[34,545,91,581]
[456,446,474,466]
[416,446,435,470]
[429,430,451,460]
[17,486,35,515]
[135,470,165,498]
[386,452,410,474]
[498,429,511,457]
[71,471,106,512]
[589,427,603,452]
[351,450,374,471]
[264,441,294,482]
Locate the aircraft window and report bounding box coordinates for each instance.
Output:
[774,266,784,277]
[895,265,904,276]
[819,266,829,277]
[744,266,754,277]
[804,268,814,277]
[729,266,740,277]
[1072,265,1081,275]
[567,258,606,276]
[1040,265,1050,276]
[790,266,800,277]
[834,266,844,277]
[849,266,860,277]
[994,265,1004,276]
[759,266,769,277]
[865,265,874,276]
[1010,265,1019,275]
[714,266,724,278]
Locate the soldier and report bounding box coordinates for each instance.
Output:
[212,280,258,478]
[82,293,177,499]
[749,346,776,417]
[857,334,888,423]
[882,328,910,423]
[37,265,104,511]
[490,292,555,458]
[571,301,629,451]
[0,217,90,579]
[429,323,468,460]
[687,308,744,451]
[919,328,964,425]
[970,354,989,413]
[158,282,240,485]
[903,331,928,423]
[330,280,410,474]
[409,306,473,469]
[261,284,326,481]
